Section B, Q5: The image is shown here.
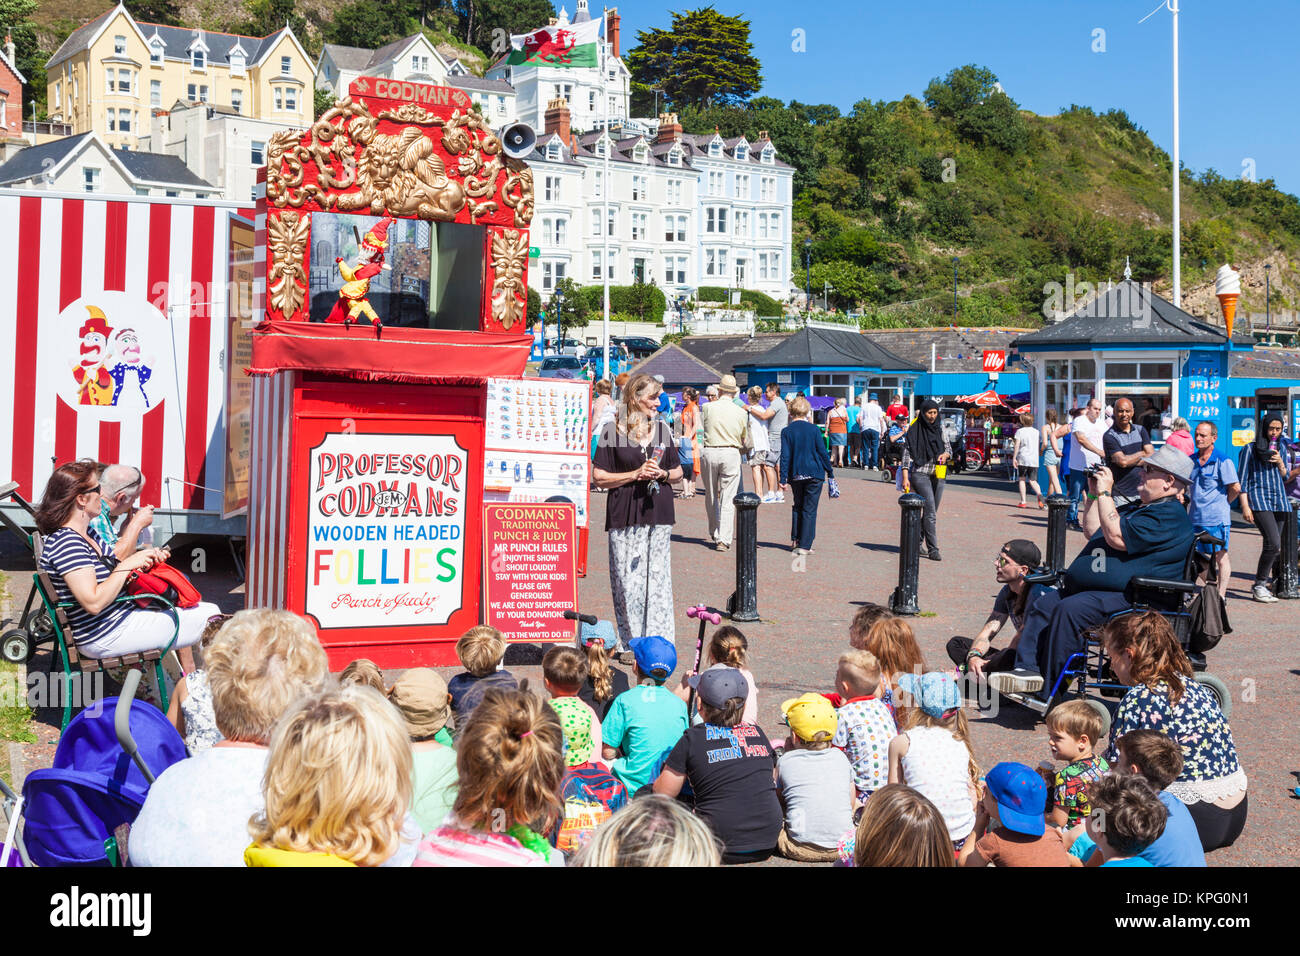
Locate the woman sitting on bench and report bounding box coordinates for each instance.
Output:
[34,460,217,666]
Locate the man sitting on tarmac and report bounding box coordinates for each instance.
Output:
[988,445,1195,702]
[946,539,1048,678]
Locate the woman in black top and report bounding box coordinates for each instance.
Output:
[592,374,682,650]
[905,399,952,561]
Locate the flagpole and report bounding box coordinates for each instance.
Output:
[1170,0,1181,306]
[602,6,611,385]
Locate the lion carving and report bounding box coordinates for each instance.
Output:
[336,126,466,221]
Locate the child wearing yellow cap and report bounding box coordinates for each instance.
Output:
[776,693,855,862]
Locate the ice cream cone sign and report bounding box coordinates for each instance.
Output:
[1215,263,1241,337]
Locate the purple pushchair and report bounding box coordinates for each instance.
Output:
[19,671,186,866]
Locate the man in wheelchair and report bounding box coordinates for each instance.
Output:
[988,445,1195,703]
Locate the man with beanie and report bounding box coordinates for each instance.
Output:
[946,539,1046,678]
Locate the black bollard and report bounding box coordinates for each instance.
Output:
[1277,500,1300,600]
[1044,494,1069,572]
[728,492,761,621]
[890,493,924,616]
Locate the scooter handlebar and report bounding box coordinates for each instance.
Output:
[686,605,721,625]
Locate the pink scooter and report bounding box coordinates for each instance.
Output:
[685,604,722,720]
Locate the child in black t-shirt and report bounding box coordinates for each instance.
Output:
[651,667,782,864]
[448,625,517,740]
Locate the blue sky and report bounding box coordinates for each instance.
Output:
[612,0,1300,196]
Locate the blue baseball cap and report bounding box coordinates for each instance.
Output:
[579,619,617,651]
[896,671,961,719]
[985,762,1047,836]
[629,635,676,680]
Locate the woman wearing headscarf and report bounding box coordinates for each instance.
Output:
[905,399,952,561]
[1237,413,1292,602]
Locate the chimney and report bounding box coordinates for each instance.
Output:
[607,8,621,58]
[543,96,571,143]
[757,129,769,141]
[656,111,681,145]
[3,33,13,68]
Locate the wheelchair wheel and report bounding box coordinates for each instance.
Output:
[1194,673,1232,719]
[880,466,893,482]
[1,628,28,664]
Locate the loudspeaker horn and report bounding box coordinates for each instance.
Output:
[498,123,536,159]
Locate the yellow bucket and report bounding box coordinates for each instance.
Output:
[935,464,947,480]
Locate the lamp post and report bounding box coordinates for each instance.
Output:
[1265,263,1272,335]
[952,256,960,319]
[803,238,813,325]
[823,280,833,313]
[555,289,565,355]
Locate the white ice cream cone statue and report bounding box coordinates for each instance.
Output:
[1215,264,1241,337]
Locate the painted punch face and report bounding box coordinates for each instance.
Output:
[80,332,107,364]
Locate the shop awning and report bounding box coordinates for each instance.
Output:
[248,321,532,384]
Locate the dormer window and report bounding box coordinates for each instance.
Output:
[595,138,607,157]
[192,49,205,70]
[761,146,774,164]
[667,147,681,167]
[736,145,748,161]
[114,35,127,55]
[230,49,246,76]
[633,144,648,163]
[709,140,722,157]
[546,141,560,161]
[149,39,164,64]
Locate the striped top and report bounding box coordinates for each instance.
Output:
[1237,444,1290,512]
[413,821,564,868]
[38,527,132,645]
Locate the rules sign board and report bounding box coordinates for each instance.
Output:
[483,503,578,643]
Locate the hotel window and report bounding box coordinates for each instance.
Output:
[762,146,775,164]
[231,89,242,113]
[706,208,727,234]
[706,249,716,276]
[758,213,768,239]
[84,167,101,192]
[589,90,596,112]
[118,110,130,132]
[759,253,769,280]
[544,175,560,200]
[151,80,161,107]
[593,170,602,198]
[631,212,647,241]
[231,50,245,75]
[631,174,646,200]
[114,35,127,55]
[285,87,297,111]
[708,171,723,196]
[709,140,721,157]
[281,55,292,75]
[736,174,749,199]
[591,251,602,281]
[546,141,560,161]
[251,140,265,165]
[770,212,780,236]
[106,68,114,91]
[676,215,686,242]
[735,211,748,237]
[118,70,132,93]
[736,145,748,161]
[107,109,116,132]
[54,82,60,109]
[150,41,163,64]
[667,148,681,167]
[606,210,616,236]
[274,87,283,110]
[772,253,781,279]
[760,176,775,201]
[192,49,205,70]
[590,208,601,237]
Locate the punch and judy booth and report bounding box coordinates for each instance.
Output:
[246,78,589,667]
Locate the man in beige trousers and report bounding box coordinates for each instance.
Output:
[698,374,750,551]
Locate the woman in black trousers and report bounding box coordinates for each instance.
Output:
[905,398,952,561]
[779,395,834,555]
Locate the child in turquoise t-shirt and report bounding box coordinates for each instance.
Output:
[601,636,688,795]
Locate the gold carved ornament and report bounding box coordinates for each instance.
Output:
[489,229,530,330]
[264,97,533,226]
[267,211,311,319]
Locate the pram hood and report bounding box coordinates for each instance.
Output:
[21,695,186,866]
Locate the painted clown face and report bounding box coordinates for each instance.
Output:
[80,330,108,366]
[114,329,142,365]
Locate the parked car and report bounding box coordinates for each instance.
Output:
[582,345,629,379]
[613,336,662,360]
[547,337,586,356]
[537,355,586,379]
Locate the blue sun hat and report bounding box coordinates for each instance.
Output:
[579,619,618,651]
[896,671,961,719]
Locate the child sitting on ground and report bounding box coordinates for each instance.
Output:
[388,668,458,834]
[863,617,926,718]
[829,650,897,804]
[601,636,689,795]
[415,689,566,867]
[576,620,630,722]
[543,646,604,765]
[848,603,893,651]
[1067,730,1206,867]
[674,626,758,725]
[775,693,854,862]
[546,649,628,855]
[1079,773,1168,867]
[448,625,517,740]
[654,667,782,864]
[245,684,412,867]
[959,762,1079,867]
[339,658,386,693]
[1044,699,1110,828]
[165,613,231,754]
[888,672,979,851]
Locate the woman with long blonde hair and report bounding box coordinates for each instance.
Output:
[592,373,683,651]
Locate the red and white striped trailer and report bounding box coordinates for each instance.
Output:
[0,189,253,535]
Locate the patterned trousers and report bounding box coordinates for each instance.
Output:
[607,523,675,649]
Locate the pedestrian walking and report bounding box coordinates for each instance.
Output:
[906,399,952,561]
[1066,398,1106,528]
[1041,407,1065,496]
[1013,413,1044,509]
[744,386,773,501]
[1237,414,1292,603]
[861,394,885,470]
[698,374,749,552]
[1103,399,1155,511]
[827,398,850,468]
[780,395,834,555]
[1188,421,1240,600]
[592,374,683,648]
[747,382,789,503]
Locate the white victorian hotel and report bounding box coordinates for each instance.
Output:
[483,2,795,302]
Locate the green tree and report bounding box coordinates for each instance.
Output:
[125,0,182,24]
[324,0,406,49]
[456,0,555,56]
[315,86,336,119]
[626,7,761,111]
[548,277,589,331]
[0,0,42,119]
[923,64,1026,152]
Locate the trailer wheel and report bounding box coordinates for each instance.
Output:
[1,629,29,664]
[880,466,892,482]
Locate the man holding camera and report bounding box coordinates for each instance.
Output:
[988,445,1195,701]
[1066,398,1107,529]
[89,464,154,559]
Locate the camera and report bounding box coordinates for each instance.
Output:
[1087,463,1106,475]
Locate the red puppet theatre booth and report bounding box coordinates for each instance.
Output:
[245,78,587,668]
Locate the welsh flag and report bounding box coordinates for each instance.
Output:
[507,19,601,68]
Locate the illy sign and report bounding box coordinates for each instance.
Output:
[982,350,1006,374]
